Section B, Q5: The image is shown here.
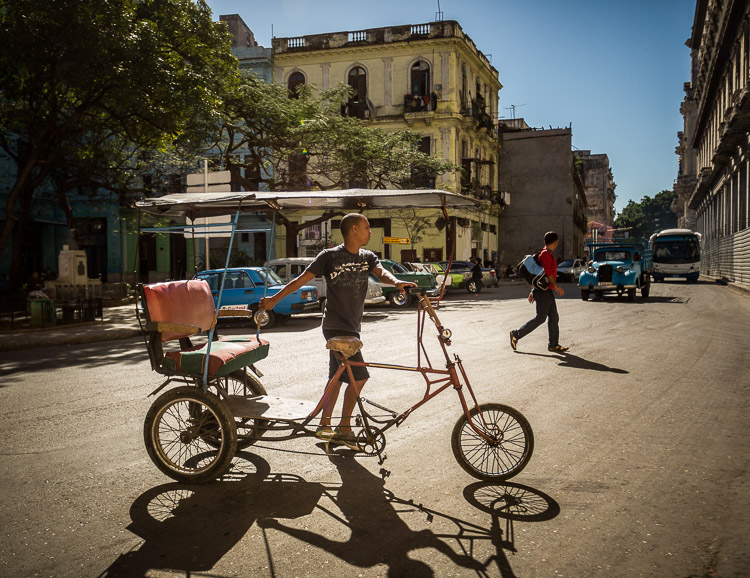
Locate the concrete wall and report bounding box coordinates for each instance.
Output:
[498,128,584,267]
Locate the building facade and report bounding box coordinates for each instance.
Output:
[497,122,587,268]
[271,20,503,263]
[681,0,750,286]
[573,150,616,229]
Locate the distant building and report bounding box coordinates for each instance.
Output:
[680,0,750,286]
[573,150,616,229]
[497,122,587,267]
[220,14,273,82]
[271,20,503,263]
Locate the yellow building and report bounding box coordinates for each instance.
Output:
[272,20,504,264]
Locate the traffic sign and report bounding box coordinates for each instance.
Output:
[186,170,231,186]
[383,237,411,245]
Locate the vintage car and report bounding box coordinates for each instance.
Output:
[378,259,439,307]
[423,262,470,290]
[439,260,498,291]
[195,267,319,328]
[267,257,386,311]
[578,241,652,301]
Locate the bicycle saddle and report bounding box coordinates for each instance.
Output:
[326,336,363,358]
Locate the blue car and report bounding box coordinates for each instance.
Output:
[195,267,319,328]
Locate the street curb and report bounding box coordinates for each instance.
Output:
[0,328,142,352]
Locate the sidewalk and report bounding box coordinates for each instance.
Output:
[0,304,142,352]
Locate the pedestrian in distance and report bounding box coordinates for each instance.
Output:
[470,257,483,295]
[259,213,416,450]
[509,231,569,353]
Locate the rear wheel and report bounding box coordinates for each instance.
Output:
[144,386,236,484]
[467,280,479,294]
[451,403,534,481]
[641,275,651,298]
[209,370,268,449]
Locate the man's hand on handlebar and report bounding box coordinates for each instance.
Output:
[396,281,418,293]
[258,296,278,312]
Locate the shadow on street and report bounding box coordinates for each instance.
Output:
[100,450,560,578]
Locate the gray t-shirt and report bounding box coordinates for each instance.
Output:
[306,244,379,332]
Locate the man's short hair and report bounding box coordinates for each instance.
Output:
[340,213,366,238]
[544,231,559,245]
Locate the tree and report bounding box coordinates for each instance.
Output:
[210,76,457,256]
[614,189,677,239]
[0,0,238,291]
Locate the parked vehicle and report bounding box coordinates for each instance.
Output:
[195,267,319,328]
[409,262,452,289]
[557,259,587,283]
[379,259,439,307]
[439,260,498,290]
[649,229,701,282]
[267,257,386,310]
[423,262,470,290]
[578,240,652,301]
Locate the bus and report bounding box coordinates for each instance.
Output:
[649,229,701,282]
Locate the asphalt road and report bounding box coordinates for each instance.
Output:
[1,280,748,577]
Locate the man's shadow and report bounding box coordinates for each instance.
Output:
[100,450,560,578]
[515,351,628,374]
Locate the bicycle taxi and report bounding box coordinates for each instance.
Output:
[134,189,533,485]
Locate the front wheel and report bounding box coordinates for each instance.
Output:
[144,386,237,484]
[389,291,412,308]
[580,289,590,301]
[451,403,534,481]
[466,280,479,294]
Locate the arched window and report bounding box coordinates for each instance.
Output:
[288,71,305,99]
[405,60,433,112]
[346,66,367,118]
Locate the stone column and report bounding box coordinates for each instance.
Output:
[382,57,393,108]
[440,52,451,101]
[440,127,452,185]
[321,63,330,90]
[273,66,283,84]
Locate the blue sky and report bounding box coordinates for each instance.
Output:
[206,0,696,214]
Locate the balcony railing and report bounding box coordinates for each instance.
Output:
[404,93,437,113]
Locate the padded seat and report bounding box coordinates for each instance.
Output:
[164,338,269,377]
[326,335,363,358]
[139,279,269,378]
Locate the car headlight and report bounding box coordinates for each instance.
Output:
[587,266,596,273]
[615,266,624,273]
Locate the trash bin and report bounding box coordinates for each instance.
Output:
[30,299,56,327]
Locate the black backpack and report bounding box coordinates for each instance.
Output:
[517,252,550,290]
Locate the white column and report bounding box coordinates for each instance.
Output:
[382,57,392,107]
[321,63,330,90]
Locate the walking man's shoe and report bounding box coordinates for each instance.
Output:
[548,344,569,353]
[509,331,518,351]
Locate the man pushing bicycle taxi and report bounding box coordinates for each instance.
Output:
[259,213,416,450]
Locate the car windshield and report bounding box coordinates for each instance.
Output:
[255,268,285,285]
[389,262,408,274]
[558,260,574,268]
[595,251,630,262]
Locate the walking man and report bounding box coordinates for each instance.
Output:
[259,213,415,449]
[509,231,569,353]
[470,257,483,294]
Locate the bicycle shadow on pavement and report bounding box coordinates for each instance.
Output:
[515,351,629,374]
[100,451,560,578]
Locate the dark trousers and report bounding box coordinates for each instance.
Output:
[515,288,559,347]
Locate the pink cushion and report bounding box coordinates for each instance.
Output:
[143,280,216,342]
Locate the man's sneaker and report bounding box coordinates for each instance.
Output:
[509,331,518,351]
[330,429,361,451]
[314,426,335,441]
[548,344,569,353]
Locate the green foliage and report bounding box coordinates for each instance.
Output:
[0,0,238,289]
[212,76,458,191]
[614,190,677,238]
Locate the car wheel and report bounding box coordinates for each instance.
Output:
[389,291,412,308]
[253,308,275,329]
[580,289,590,301]
[318,297,326,313]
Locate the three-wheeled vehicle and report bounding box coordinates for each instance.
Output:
[134,189,534,484]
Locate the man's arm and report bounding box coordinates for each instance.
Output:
[372,265,416,291]
[259,271,316,311]
[540,250,564,296]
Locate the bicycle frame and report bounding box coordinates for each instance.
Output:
[302,290,498,447]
